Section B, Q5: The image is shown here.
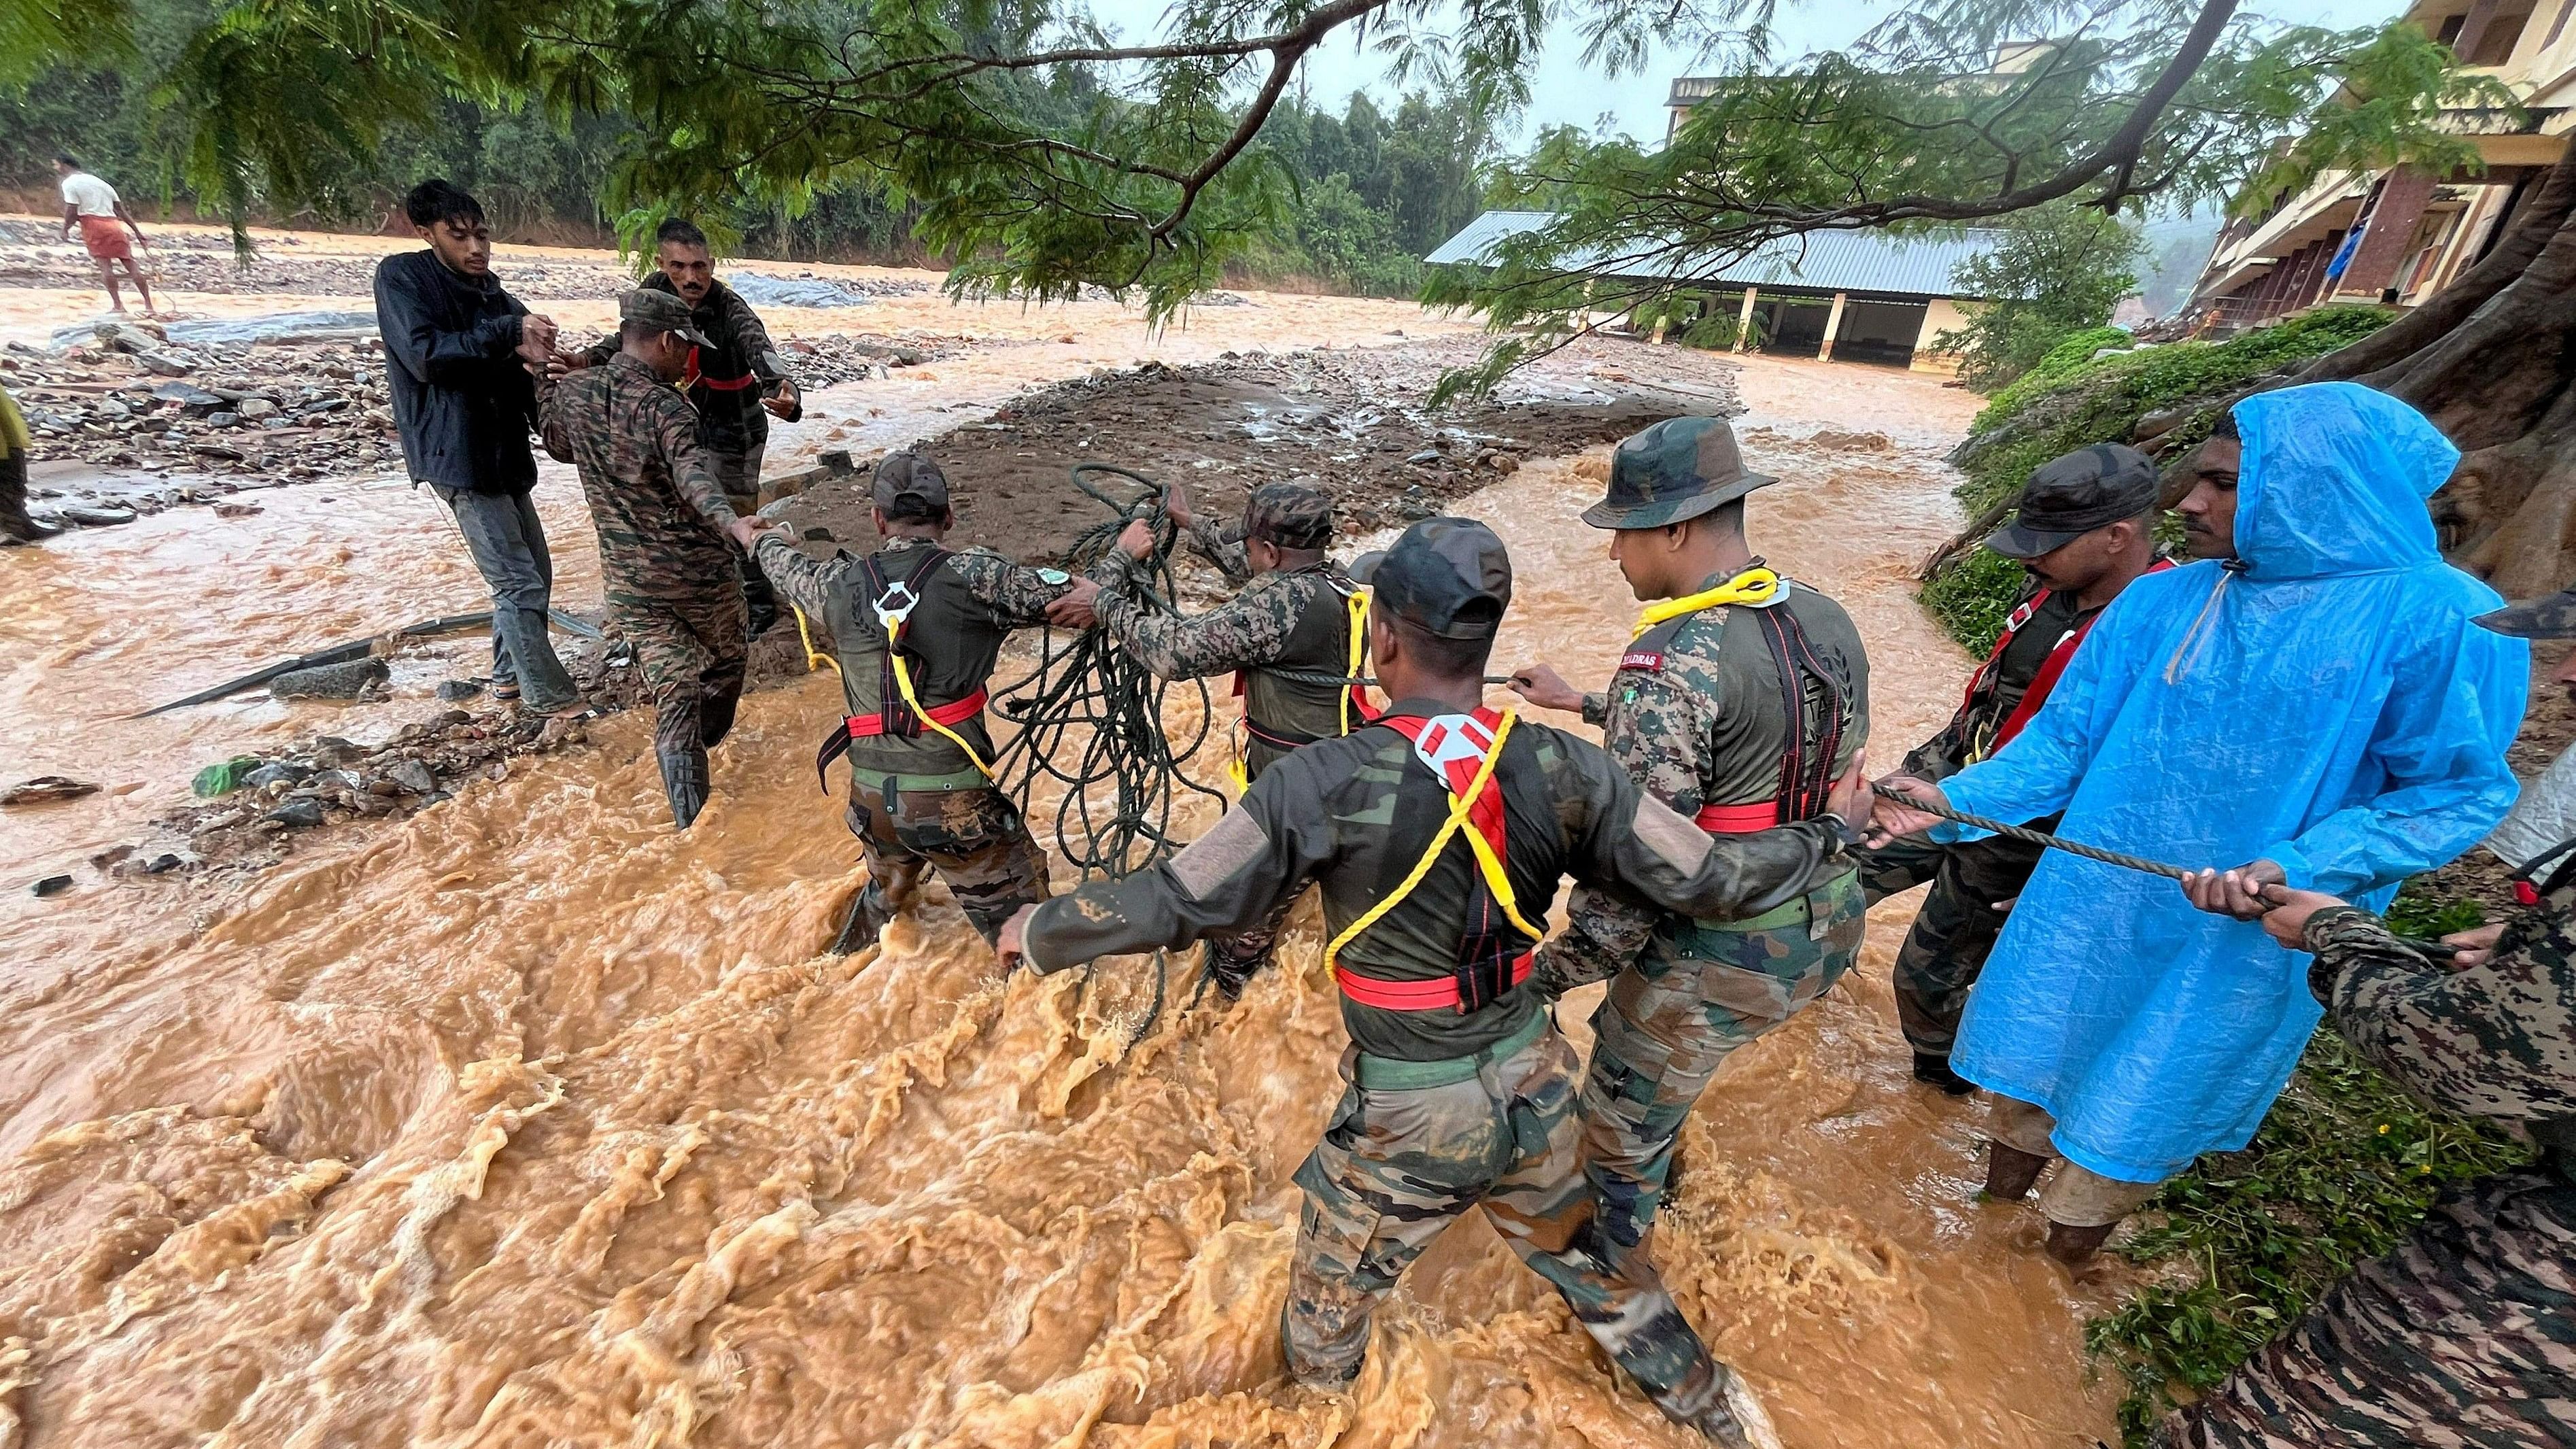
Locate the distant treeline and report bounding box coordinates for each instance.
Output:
[1,3,1494,296]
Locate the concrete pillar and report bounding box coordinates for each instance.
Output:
[2451,0,2507,63]
[1732,288,1759,353]
[2336,169,2437,299]
[1818,290,1849,361]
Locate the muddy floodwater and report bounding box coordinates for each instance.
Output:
[0,313,2127,1444]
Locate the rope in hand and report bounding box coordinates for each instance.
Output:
[1870,783,2468,959]
[1870,783,2188,881]
[983,462,1237,1051]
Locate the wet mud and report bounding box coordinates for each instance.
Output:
[0,326,2132,1446]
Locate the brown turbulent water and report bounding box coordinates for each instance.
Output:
[0,356,2126,1446]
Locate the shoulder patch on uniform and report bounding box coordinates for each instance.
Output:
[1034,567,1070,585]
[1620,648,1667,674]
[1168,807,1270,900]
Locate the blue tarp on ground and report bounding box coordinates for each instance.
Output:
[1939,381,2530,1184]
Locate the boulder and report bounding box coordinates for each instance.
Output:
[269,657,390,700]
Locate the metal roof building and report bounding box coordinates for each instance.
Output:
[1426,209,2002,371]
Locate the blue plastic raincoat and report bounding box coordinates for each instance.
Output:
[1940,382,2528,1184]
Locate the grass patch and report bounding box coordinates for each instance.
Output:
[2085,885,2530,1444]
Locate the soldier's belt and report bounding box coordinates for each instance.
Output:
[1350,1008,1548,1091]
[1695,866,1861,934]
[1696,800,1787,832]
[845,764,995,795]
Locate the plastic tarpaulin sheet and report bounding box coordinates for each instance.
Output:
[1938,382,2528,1184]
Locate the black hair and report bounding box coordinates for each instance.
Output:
[1694,496,1747,536]
[879,494,949,526]
[1388,611,1496,679]
[655,218,709,250]
[403,178,485,228]
[54,153,79,169]
[2210,410,2239,441]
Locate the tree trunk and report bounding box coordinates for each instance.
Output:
[2303,133,2576,599]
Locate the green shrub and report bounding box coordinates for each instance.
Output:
[1923,307,2399,650]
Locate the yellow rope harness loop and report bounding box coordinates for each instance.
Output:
[1323,709,1540,974]
[791,605,840,676]
[1340,588,1370,736]
[1630,564,1782,641]
[875,590,995,780]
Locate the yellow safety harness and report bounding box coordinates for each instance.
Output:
[1225,581,1375,796]
[872,575,995,779]
[1322,708,1541,975]
[793,605,840,676]
[1630,564,1781,640]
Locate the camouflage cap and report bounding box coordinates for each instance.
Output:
[1352,516,1512,641]
[1581,415,1776,530]
[2477,587,2576,640]
[619,288,715,347]
[872,450,950,515]
[1988,443,2163,559]
[1242,481,1335,550]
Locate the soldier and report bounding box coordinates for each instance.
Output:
[572,219,802,635]
[1508,415,1869,1276]
[539,288,757,829]
[0,381,55,544]
[1859,444,2167,1094]
[744,451,1089,950]
[1050,479,1367,1000]
[2161,587,2576,1448]
[997,517,1871,1446]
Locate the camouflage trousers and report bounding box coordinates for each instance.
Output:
[2155,1169,2576,1448]
[610,583,749,760]
[1579,867,1866,1263]
[1857,822,2050,1058]
[1289,1021,1732,1422]
[712,445,778,635]
[848,776,1050,947]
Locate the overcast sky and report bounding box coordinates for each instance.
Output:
[1082,0,2409,147]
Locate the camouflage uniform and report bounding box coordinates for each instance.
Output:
[538,347,746,828]
[1091,483,1358,995]
[1537,417,1872,1271]
[2157,878,2576,1448]
[1018,679,1853,1435]
[754,526,1069,946]
[584,274,800,632]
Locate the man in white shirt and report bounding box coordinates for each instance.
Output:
[54,154,156,317]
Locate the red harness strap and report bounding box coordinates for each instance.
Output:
[1980,560,2176,754]
[1694,800,1783,833]
[846,687,987,738]
[679,345,760,394]
[1331,711,1534,1012]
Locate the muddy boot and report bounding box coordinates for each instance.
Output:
[0,456,60,543]
[830,885,893,955]
[657,746,711,830]
[1912,1052,1978,1096]
[1982,1140,2050,1202]
[1652,1359,1783,1449]
[2045,1220,2118,1266]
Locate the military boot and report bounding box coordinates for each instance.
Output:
[1651,1358,1782,1449]
[830,886,893,955]
[0,460,61,544]
[1983,1140,2050,1201]
[657,746,711,830]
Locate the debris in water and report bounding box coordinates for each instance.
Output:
[0,777,101,806]
[268,657,391,700]
[29,874,71,898]
[191,755,264,797]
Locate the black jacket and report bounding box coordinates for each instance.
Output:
[373,250,540,494]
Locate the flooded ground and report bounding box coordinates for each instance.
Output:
[0,231,2127,1446]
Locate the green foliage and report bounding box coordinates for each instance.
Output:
[1430,10,2484,399]
[2087,965,2528,1445]
[2023,326,2138,386]
[1934,205,2146,392]
[1921,305,2396,651]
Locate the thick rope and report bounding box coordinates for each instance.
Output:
[1871,783,2188,880]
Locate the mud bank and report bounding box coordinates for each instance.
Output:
[0,347,2127,1447]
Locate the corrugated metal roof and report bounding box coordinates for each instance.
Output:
[1424,209,2001,299]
